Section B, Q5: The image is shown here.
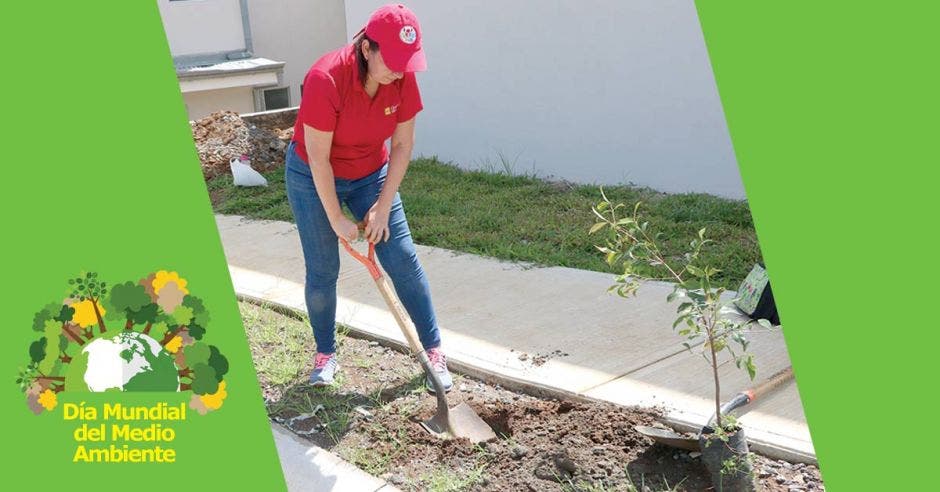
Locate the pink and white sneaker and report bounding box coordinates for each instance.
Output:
[425,347,453,393]
[310,352,339,387]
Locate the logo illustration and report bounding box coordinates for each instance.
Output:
[384,104,399,116]
[16,271,230,416]
[399,25,417,44]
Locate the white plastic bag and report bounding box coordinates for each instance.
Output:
[230,154,268,187]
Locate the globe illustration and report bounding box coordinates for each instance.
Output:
[80,332,180,392]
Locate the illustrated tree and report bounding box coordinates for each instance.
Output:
[34,304,82,347]
[208,345,229,382]
[26,340,65,393]
[178,342,211,379]
[179,363,218,394]
[67,272,108,335]
[182,295,209,341]
[179,342,230,415]
[160,305,193,348]
[108,281,157,331]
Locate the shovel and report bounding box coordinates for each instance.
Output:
[339,225,497,444]
[636,366,795,449]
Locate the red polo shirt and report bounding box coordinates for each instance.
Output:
[292,44,423,180]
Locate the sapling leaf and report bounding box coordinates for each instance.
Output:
[606,251,618,266]
[745,356,757,380]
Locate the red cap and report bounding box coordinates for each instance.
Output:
[362,4,426,73]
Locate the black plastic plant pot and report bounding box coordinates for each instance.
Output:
[698,425,755,492]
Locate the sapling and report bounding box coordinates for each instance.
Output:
[589,189,774,431]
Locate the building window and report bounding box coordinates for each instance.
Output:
[263,87,290,110]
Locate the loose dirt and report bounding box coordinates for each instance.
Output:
[190,110,293,179]
[247,304,824,491]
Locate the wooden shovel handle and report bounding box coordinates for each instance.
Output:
[745,366,795,403]
[375,276,424,354]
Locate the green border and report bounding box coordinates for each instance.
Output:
[695,1,939,489]
[1,3,285,489]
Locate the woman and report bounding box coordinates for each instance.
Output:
[285,4,451,392]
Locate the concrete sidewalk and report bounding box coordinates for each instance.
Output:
[217,215,815,464]
[271,423,400,492]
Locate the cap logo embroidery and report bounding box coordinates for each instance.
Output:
[400,25,417,44]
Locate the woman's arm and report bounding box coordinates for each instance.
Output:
[365,116,416,243]
[304,123,358,241]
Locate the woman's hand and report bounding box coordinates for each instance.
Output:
[331,215,360,242]
[364,201,391,243]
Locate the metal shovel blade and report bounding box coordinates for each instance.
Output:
[635,425,699,451]
[420,402,497,444]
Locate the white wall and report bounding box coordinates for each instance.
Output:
[183,87,255,120]
[344,1,744,198]
[157,0,247,57]
[248,0,348,110]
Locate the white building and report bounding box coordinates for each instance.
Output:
[160,1,744,199]
[157,0,345,120]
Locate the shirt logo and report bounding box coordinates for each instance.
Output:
[400,26,417,44]
[384,104,399,116]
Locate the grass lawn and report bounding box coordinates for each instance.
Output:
[206,157,762,289]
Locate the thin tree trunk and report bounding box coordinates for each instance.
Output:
[161,326,187,346]
[91,298,107,334]
[706,315,722,429]
[62,323,84,345]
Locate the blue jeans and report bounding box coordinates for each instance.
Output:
[284,141,441,354]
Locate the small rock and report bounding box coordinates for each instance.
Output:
[776,476,788,485]
[353,406,373,419]
[553,454,578,475]
[534,465,562,482]
[591,446,605,455]
[689,451,702,459]
[368,341,379,347]
[789,487,806,492]
[389,474,405,485]
[511,445,529,459]
[759,469,773,478]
